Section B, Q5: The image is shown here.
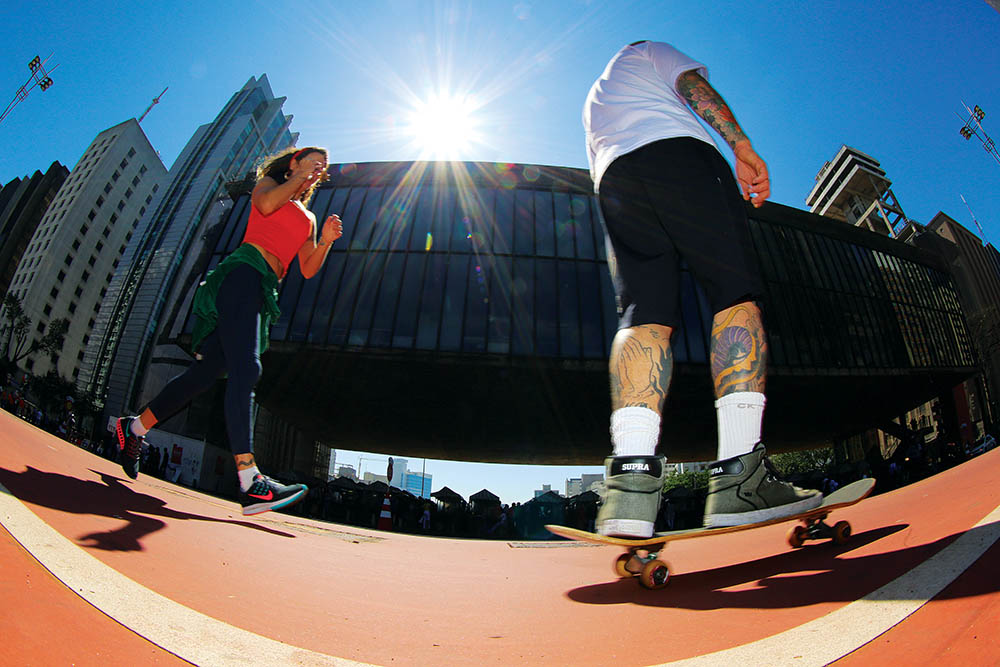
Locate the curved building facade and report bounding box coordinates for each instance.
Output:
[148,160,975,465]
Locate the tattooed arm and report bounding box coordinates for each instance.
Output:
[675,70,771,208]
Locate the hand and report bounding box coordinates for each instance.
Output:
[289,154,327,190]
[733,141,770,208]
[319,214,343,245]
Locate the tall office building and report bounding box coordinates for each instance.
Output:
[806,145,908,237]
[7,120,165,380]
[80,75,298,431]
[404,470,432,499]
[922,212,1000,430]
[0,161,69,301]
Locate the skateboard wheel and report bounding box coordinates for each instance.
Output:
[787,525,807,548]
[832,520,851,545]
[614,553,634,578]
[638,560,670,590]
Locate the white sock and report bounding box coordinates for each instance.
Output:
[238,465,261,491]
[129,417,149,437]
[610,406,661,457]
[715,392,766,460]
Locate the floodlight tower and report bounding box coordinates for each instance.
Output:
[957,102,1000,166]
[0,54,59,125]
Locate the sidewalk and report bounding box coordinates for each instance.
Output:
[1,408,998,666]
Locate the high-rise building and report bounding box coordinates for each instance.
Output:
[80,75,298,432]
[805,145,908,237]
[404,470,432,499]
[580,472,603,493]
[8,119,165,381]
[0,162,69,301]
[915,212,1000,432]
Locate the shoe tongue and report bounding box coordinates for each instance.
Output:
[610,457,662,477]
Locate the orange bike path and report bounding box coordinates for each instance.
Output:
[1,408,998,666]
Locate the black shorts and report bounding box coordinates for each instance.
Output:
[597,137,764,329]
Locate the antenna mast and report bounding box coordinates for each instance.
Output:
[960,194,989,245]
[138,87,168,124]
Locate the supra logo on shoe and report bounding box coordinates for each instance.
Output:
[710,466,723,475]
[621,463,650,472]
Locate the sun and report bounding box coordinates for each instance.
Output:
[406,92,481,159]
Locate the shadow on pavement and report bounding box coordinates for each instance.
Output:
[566,523,1000,609]
[0,465,296,552]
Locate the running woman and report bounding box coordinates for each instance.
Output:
[115,146,343,515]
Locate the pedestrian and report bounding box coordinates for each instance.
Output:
[583,41,821,538]
[114,146,343,515]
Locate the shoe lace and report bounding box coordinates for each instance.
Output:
[125,435,143,459]
[762,456,784,482]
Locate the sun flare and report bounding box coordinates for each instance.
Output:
[406,93,481,159]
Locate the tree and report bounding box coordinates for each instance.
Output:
[663,470,710,493]
[769,447,835,477]
[8,317,70,366]
[1,293,29,361]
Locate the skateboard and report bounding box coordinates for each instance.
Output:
[546,477,875,589]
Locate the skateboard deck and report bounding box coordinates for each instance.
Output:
[546,477,875,589]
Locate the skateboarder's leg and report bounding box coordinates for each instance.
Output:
[704,303,821,527]
[609,323,673,456]
[709,300,767,461]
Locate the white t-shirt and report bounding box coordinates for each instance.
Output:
[583,41,718,192]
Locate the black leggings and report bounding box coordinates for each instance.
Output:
[147,263,263,455]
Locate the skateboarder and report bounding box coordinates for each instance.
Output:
[583,41,822,537]
[114,146,343,515]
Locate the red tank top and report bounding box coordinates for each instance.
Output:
[243,201,313,275]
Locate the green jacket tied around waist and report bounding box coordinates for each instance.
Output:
[190,244,281,355]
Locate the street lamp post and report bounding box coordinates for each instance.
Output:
[957,102,1000,166]
[0,54,59,125]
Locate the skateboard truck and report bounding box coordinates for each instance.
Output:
[786,512,851,548]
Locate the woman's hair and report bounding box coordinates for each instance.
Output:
[256,146,329,204]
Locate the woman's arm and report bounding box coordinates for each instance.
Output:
[298,214,344,279]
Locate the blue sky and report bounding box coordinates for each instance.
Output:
[2,1,998,503]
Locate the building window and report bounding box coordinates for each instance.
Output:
[96,241,104,252]
[120,158,128,169]
[50,287,58,299]
[72,239,80,251]
[87,210,96,221]
[96,195,104,207]
[81,270,90,282]
[127,147,135,158]
[131,175,140,187]
[43,304,52,316]
[36,322,45,334]
[74,286,83,298]
[68,302,77,314]
[117,200,125,212]
[125,188,133,199]
[112,170,120,181]
[57,270,65,282]
[104,183,112,194]
[64,254,72,266]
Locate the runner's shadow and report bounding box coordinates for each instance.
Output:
[0,465,295,552]
[567,523,1000,609]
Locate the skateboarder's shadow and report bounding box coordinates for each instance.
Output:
[0,465,295,552]
[567,523,1000,608]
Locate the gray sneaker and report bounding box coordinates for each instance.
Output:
[704,443,822,528]
[596,455,667,538]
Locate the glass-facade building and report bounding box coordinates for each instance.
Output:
[80,75,298,422]
[155,160,975,465]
